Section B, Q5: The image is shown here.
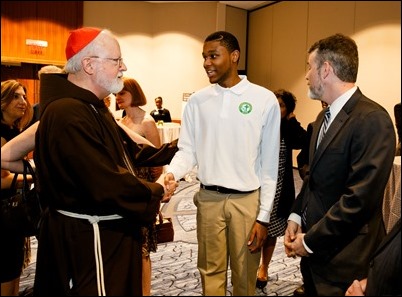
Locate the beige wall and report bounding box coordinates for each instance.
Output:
[83,1,400,146]
[84,1,247,119]
[225,5,248,71]
[248,1,401,144]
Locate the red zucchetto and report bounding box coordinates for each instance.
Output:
[65,27,102,60]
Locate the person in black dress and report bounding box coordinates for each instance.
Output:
[256,89,307,290]
[1,79,33,296]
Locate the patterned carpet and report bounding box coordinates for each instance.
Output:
[19,169,303,296]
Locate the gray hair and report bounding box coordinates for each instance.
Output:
[308,33,358,83]
[38,65,63,77]
[64,29,112,74]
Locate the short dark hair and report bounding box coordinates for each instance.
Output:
[308,33,358,83]
[204,31,240,54]
[274,89,297,114]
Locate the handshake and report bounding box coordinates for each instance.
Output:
[155,172,179,203]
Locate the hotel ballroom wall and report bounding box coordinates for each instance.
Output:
[2,1,400,147]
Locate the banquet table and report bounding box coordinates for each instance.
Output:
[157,122,180,174]
[382,156,401,234]
[157,122,181,144]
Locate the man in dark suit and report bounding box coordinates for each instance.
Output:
[150,96,172,122]
[345,219,401,296]
[284,33,396,296]
[394,102,401,156]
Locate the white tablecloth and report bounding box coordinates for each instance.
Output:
[382,156,401,233]
[157,122,181,144]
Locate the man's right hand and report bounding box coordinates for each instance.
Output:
[164,173,175,188]
[156,172,177,202]
[345,279,366,296]
[284,220,301,257]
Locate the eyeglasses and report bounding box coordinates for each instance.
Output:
[90,56,124,67]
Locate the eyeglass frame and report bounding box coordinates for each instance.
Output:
[89,56,124,67]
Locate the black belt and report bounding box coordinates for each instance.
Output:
[200,183,256,194]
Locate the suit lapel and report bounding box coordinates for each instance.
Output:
[309,88,362,173]
[308,111,324,166]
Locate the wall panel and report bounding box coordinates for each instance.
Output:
[1,1,83,65]
[226,6,247,71]
[247,8,273,88]
[247,1,400,133]
[270,1,308,93]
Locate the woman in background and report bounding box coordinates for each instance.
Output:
[256,89,307,290]
[115,76,163,295]
[1,79,33,296]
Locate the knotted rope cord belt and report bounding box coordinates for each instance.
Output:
[57,210,123,296]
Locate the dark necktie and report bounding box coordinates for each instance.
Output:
[318,108,331,145]
[301,204,307,227]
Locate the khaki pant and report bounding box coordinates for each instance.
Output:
[194,188,261,296]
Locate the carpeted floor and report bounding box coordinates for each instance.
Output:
[19,168,303,296]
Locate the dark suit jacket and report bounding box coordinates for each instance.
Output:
[394,102,401,144]
[291,88,396,290]
[365,219,401,296]
[150,108,172,122]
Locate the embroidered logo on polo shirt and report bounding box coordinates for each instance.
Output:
[239,102,252,114]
